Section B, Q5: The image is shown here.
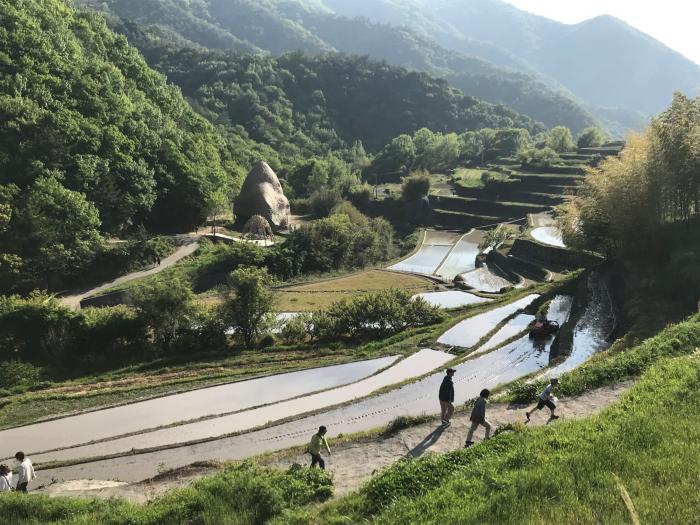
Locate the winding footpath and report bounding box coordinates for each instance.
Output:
[59,236,200,309]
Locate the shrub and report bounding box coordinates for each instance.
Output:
[280,314,312,345]
[312,289,445,341]
[129,277,197,349]
[0,291,79,362]
[0,360,41,389]
[401,171,431,201]
[258,333,276,349]
[309,188,343,218]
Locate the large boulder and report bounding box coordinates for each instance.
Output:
[234,162,290,228]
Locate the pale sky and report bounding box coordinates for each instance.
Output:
[503,0,700,66]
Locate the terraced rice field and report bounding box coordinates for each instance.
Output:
[531,226,566,247]
[275,270,436,311]
[435,230,486,280]
[388,230,460,276]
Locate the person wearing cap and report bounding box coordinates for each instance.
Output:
[308,425,331,469]
[439,368,456,426]
[526,378,560,421]
[465,388,492,447]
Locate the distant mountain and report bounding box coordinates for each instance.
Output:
[323,0,700,119]
[78,0,598,132]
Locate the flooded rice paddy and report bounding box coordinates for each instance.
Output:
[0,356,398,458]
[31,350,452,464]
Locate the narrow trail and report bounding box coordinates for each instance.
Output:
[268,380,633,496]
[59,236,199,309]
[37,381,633,502]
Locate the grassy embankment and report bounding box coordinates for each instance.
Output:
[277,312,700,524]
[0,463,332,525]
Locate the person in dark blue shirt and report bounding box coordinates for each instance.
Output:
[439,368,456,426]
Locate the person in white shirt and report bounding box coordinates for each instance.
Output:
[14,452,35,493]
[525,378,560,421]
[0,465,12,492]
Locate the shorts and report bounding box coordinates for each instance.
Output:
[536,398,556,410]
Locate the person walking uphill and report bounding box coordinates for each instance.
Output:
[465,388,492,447]
[308,426,331,470]
[14,452,35,493]
[526,378,560,421]
[439,368,456,426]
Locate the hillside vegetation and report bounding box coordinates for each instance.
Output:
[78,0,598,132]
[0,0,260,290]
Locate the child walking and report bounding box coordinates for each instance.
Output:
[465,389,492,447]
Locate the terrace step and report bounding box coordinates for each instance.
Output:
[429,195,550,218]
[432,209,501,229]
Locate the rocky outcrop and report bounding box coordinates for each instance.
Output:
[234,162,290,228]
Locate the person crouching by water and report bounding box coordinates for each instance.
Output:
[439,368,456,426]
[308,426,331,470]
[526,378,560,422]
[14,452,35,493]
[465,388,492,447]
[0,465,12,492]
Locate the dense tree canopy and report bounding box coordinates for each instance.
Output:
[0,0,252,290]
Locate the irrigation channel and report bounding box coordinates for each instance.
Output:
[32,284,613,484]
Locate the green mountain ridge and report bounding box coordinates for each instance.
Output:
[77,0,599,132]
[326,0,700,117]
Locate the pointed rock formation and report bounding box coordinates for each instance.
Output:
[234,161,290,228]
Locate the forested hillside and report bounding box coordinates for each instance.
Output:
[78,0,597,132]
[0,0,546,293]
[133,43,542,153]
[0,0,268,290]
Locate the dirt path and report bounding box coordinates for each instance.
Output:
[59,236,199,309]
[268,380,633,496]
[36,381,632,501]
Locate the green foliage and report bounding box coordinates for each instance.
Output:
[577,126,608,148]
[517,146,560,167]
[0,462,332,524]
[280,313,312,345]
[308,289,445,341]
[0,293,148,364]
[309,188,343,218]
[0,0,245,292]
[270,213,395,278]
[478,227,514,250]
[545,125,576,153]
[220,266,275,347]
[401,172,431,202]
[561,94,700,260]
[129,277,196,348]
[0,360,41,389]
[0,291,80,363]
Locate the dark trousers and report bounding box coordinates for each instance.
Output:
[17,482,28,493]
[310,453,325,469]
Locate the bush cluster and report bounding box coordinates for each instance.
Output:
[281,290,445,344]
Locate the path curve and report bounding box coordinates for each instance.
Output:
[59,236,200,309]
